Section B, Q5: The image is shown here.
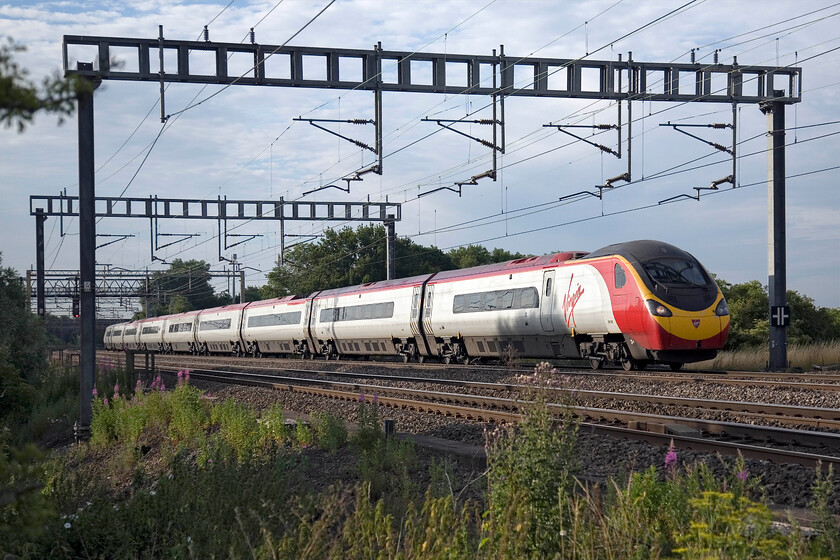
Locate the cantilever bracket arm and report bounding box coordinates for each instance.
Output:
[544,124,620,157]
[419,169,496,198]
[156,232,200,251]
[658,193,700,205]
[302,183,350,197]
[418,184,462,198]
[558,190,603,202]
[225,233,262,251]
[660,122,733,154]
[422,118,503,152]
[295,117,377,153]
[95,233,135,250]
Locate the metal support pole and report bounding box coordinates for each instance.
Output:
[374,42,383,174]
[760,91,787,371]
[240,269,245,303]
[35,208,46,317]
[385,215,395,280]
[76,64,99,442]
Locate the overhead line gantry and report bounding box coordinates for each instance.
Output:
[57,31,802,441]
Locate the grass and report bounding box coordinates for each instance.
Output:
[695,340,840,371]
[4,361,840,558]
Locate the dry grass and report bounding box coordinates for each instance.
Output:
[695,341,840,371]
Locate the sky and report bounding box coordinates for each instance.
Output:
[1,0,839,317]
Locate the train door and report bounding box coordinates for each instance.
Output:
[421,285,437,355]
[540,270,555,332]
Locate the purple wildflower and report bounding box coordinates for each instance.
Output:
[177,370,184,387]
[184,368,190,383]
[358,392,366,403]
[114,383,120,398]
[736,469,748,482]
[373,393,379,404]
[664,441,678,471]
[92,387,98,397]
[103,397,109,407]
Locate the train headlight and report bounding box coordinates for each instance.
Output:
[645,299,672,317]
[715,298,730,316]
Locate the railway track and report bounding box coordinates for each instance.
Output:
[144,355,840,430]
[152,362,840,469]
[123,351,840,390]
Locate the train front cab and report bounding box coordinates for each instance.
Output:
[582,241,729,370]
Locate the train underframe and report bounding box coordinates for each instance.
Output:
[124,331,716,371]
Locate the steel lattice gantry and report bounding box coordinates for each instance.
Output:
[63,35,800,103]
[58,34,804,439]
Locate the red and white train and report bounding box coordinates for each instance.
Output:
[104,240,730,370]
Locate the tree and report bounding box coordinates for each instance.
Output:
[0,253,47,425]
[136,259,229,318]
[241,286,263,303]
[0,39,92,132]
[716,277,840,349]
[447,245,528,268]
[265,224,456,296]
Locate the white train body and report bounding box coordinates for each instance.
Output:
[107,241,729,369]
[240,296,310,355]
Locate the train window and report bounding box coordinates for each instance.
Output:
[168,322,193,333]
[453,287,539,313]
[141,326,160,335]
[615,264,626,289]
[519,287,538,308]
[113,329,122,336]
[320,303,394,322]
[124,328,137,336]
[500,290,514,309]
[643,258,708,286]
[545,278,552,297]
[248,311,302,328]
[484,292,498,311]
[199,319,232,331]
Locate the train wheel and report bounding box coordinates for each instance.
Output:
[402,354,410,363]
[621,359,635,371]
[462,356,471,365]
[443,355,451,365]
[417,355,425,364]
[589,358,603,370]
[669,362,684,371]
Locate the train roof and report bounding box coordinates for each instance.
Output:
[428,251,589,283]
[581,240,698,265]
[313,273,434,298]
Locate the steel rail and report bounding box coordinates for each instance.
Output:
[145,352,840,390]
[150,359,840,429]
[175,366,840,469]
[160,365,840,455]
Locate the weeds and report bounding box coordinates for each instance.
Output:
[7,362,840,558]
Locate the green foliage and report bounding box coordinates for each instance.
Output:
[0,252,49,428]
[168,382,210,447]
[265,224,455,296]
[674,491,788,559]
[210,398,261,462]
[484,362,579,558]
[447,244,528,269]
[259,403,291,446]
[716,277,840,349]
[808,464,840,556]
[0,434,55,557]
[263,224,531,297]
[311,412,347,451]
[0,38,93,132]
[136,258,231,318]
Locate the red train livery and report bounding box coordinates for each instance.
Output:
[105,240,729,370]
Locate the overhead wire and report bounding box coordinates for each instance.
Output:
[121,1,836,284]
